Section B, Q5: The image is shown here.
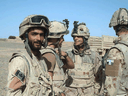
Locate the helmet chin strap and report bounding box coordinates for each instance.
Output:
[42,32,48,48]
[24,32,32,58]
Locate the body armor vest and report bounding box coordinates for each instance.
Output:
[106,41,128,91]
[10,50,52,96]
[67,49,96,88]
[41,47,67,95]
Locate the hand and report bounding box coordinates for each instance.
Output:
[60,93,65,96]
[61,51,68,58]
[56,50,68,58]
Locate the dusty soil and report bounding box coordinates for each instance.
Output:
[0,39,73,96]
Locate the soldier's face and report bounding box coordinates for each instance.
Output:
[28,29,44,51]
[73,36,83,46]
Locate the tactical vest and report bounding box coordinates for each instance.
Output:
[66,49,96,88]
[41,47,67,95]
[10,51,52,96]
[105,41,128,94]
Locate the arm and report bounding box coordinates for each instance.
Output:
[104,48,124,96]
[7,57,27,96]
[93,52,104,95]
[42,53,56,80]
[60,51,74,69]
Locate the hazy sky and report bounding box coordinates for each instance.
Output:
[0,0,128,41]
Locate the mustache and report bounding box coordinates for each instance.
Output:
[34,41,42,44]
[75,40,82,42]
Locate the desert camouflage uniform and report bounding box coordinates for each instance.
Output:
[7,50,52,96]
[65,48,103,96]
[104,35,128,96]
[7,14,52,96]
[41,46,67,96]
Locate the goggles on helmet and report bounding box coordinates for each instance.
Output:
[20,15,50,27]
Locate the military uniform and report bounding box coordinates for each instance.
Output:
[64,21,103,96]
[103,8,128,96]
[104,35,128,96]
[41,46,67,95]
[7,51,52,96]
[65,48,103,96]
[6,15,52,96]
[40,20,72,96]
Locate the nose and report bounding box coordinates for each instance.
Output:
[74,36,78,40]
[37,34,41,41]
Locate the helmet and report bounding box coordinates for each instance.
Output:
[19,14,50,38]
[109,8,128,27]
[48,20,69,38]
[71,21,90,39]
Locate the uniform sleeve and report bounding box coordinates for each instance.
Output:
[93,52,104,95]
[43,53,56,72]
[104,48,124,96]
[7,56,28,96]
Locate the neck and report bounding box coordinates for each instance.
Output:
[75,44,85,52]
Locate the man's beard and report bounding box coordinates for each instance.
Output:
[28,41,42,51]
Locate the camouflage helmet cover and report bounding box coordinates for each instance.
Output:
[109,8,128,27]
[71,21,90,39]
[48,20,69,38]
[19,14,50,38]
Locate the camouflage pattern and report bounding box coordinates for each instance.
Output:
[48,21,69,38]
[71,22,90,39]
[109,8,128,28]
[40,46,67,96]
[65,86,94,96]
[104,34,128,96]
[7,51,52,96]
[19,15,50,38]
[65,48,103,96]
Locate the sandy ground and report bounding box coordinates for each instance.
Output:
[0,39,73,96]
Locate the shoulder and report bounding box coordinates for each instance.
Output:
[107,47,123,60]
[43,52,56,64]
[8,56,28,76]
[40,47,56,55]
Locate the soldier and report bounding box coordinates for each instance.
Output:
[103,8,128,96]
[65,21,103,96]
[6,15,53,96]
[40,20,74,96]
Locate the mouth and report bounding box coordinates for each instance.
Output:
[34,42,41,46]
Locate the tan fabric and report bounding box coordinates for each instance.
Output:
[41,47,67,95]
[66,50,103,96]
[105,48,125,96]
[43,52,56,72]
[105,59,120,76]
[65,86,94,96]
[7,57,28,96]
[7,51,52,96]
